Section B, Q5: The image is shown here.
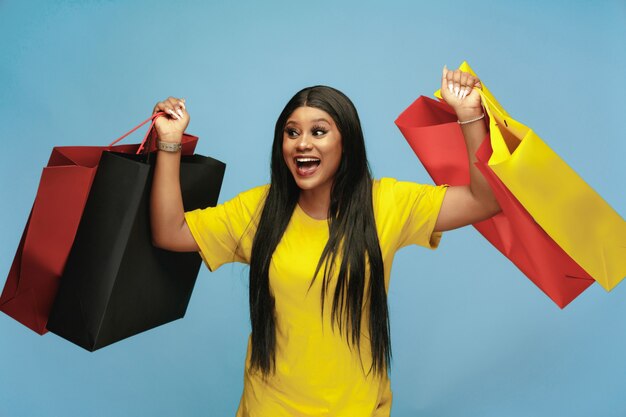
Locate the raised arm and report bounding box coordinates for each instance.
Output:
[150,97,199,252]
[434,66,501,232]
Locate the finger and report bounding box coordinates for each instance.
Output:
[470,76,480,97]
[166,97,185,119]
[452,70,462,98]
[446,69,454,95]
[161,98,182,120]
[460,74,472,99]
[458,73,467,99]
[153,102,172,116]
[166,96,183,107]
[153,101,168,114]
[468,76,482,89]
[444,68,455,95]
[161,105,180,120]
[441,65,449,93]
[466,76,482,99]
[170,109,182,120]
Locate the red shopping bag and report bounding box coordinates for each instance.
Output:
[1,113,198,334]
[395,96,594,308]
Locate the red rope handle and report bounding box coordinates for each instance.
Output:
[108,112,166,154]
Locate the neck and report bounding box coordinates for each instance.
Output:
[298,184,332,220]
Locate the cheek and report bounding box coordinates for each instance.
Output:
[333,138,343,162]
[327,141,343,173]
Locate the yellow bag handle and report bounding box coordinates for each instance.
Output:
[477,90,512,165]
[433,61,533,167]
[434,61,509,116]
[434,62,512,165]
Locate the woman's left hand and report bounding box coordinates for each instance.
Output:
[440,65,483,120]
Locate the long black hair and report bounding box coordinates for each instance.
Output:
[248,85,390,378]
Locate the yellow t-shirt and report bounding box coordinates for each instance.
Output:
[184,178,448,417]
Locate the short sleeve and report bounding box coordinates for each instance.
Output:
[184,185,268,271]
[374,178,448,250]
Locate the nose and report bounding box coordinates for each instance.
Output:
[296,132,313,151]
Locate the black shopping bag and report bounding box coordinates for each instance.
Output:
[46,150,225,351]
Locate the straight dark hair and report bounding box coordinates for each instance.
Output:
[248,85,390,378]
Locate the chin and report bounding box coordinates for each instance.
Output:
[292,177,317,190]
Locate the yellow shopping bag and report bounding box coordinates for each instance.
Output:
[437,62,626,291]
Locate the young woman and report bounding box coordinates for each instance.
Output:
[150,67,500,416]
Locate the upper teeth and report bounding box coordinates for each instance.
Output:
[296,158,320,162]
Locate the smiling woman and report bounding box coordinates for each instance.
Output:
[149,78,500,416]
[282,106,343,217]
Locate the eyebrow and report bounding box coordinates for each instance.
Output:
[285,118,332,125]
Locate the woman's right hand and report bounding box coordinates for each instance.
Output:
[152,96,189,142]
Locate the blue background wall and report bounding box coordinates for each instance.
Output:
[1,1,625,416]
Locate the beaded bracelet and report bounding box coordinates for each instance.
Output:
[157,140,182,152]
[457,113,485,125]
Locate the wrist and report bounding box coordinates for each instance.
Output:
[157,140,183,153]
[457,112,485,126]
[455,107,483,121]
[157,132,183,143]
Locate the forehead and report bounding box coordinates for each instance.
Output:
[286,106,335,125]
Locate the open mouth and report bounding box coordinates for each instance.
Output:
[295,157,321,176]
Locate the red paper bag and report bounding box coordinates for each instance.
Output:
[395,96,594,308]
[1,114,198,333]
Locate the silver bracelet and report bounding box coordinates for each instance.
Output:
[457,113,485,125]
[157,140,182,153]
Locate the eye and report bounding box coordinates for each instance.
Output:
[284,127,299,138]
[312,126,328,137]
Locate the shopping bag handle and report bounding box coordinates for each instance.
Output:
[108,112,166,155]
[433,61,514,164]
[478,89,517,165]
